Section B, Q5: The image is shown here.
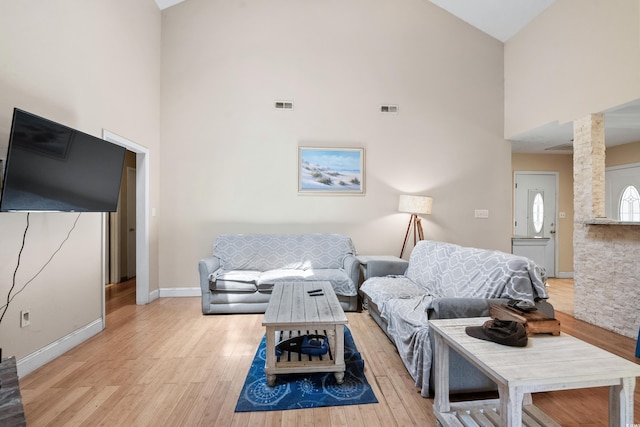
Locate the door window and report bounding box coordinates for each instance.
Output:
[619,185,640,222]
[532,192,544,233]
[527,189,544,237]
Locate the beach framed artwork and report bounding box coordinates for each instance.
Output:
[298,147,365,194]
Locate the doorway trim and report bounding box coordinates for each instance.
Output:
[103,130,150,308]
[126,166,137,279]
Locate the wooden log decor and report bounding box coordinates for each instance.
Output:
[0,357,27,426]
[490,304,561,336]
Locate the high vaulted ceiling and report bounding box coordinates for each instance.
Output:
[154,0,640,153]
[153,0,554,42]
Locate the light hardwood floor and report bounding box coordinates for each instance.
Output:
[20,279,640,426]
[545,277,575,316]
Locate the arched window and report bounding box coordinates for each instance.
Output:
[619,185,640,222]
[532,192,544,233]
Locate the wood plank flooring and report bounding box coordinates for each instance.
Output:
[19,279,640,426]
[545,277,575,316]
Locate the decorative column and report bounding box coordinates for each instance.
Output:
[572,114,604,331]
[572,113,640,339]
[573,113,605,222]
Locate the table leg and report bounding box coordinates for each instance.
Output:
[499,384,524,426]
[267,374,276,386]
[265,327,276,386]
[609,376,636,426]
[432,332,450,414]
[335,324,345,384]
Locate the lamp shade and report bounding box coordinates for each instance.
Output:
[398,195,433,215]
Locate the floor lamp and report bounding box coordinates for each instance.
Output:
[399,195,433,258]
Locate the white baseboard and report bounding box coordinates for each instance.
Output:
[557,272,574,279]
[159,287,200,297]
[17,318,104,378]
[16,288,199,377]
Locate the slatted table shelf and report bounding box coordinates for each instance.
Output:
[262,281,348,386]
[438,399,559,427]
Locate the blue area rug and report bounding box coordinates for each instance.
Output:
[235,327,378,412]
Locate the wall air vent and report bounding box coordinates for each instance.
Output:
[380,105,398,113]
[275,101,294,110]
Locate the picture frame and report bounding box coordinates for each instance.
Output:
[298,147,365,194]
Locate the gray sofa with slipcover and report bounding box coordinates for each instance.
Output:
[198,233,360,314]
[359,240,553,397]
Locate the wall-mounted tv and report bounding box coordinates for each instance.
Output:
[0,108,126,212]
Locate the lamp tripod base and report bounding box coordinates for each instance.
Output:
[400,214,424,258]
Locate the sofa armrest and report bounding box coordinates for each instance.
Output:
[428,298,508,320]
[357,256,408,280]
[534,300,555,318]
[429,298,556,320]
[198,256,221,293]
[343,255,361,287]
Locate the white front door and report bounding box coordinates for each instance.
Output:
[514,172,557,277]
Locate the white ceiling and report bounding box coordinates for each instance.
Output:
[428,0,555,42]
[154,0,182,10]
[154,0,640,153]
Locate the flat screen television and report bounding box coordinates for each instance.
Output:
[0,108,126,212]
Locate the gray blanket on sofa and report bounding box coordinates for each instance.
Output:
[360,240,548,396]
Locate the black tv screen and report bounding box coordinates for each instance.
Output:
[0,109,126,212]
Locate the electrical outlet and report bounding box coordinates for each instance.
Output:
[20,309,30,327]
[559,211,566,218]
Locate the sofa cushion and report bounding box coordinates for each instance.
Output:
[257,268,357,296]
[212,280,258,293]
[210,270,260,292]
[213,234,356,271]
[360,276,425,313]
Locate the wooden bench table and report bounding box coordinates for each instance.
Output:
[430,317,640,426]
[262,281,348,386]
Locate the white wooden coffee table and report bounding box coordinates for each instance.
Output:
[262,281,348,386]
[430,317,640,427]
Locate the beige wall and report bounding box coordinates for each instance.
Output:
[607,140,640,167]
[159,0,512,288]
[511,153,574,274]
[0,0,161,360]
[505,0,640,138]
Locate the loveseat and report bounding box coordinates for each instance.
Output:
[198,233,360,314]
[359,240,553,397]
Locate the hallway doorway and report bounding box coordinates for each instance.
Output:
[102,129,150,307]
[106,150,137,289]
[106,278,136,314]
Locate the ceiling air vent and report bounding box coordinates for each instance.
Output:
[275,101,294,110]
[380,105,398,113]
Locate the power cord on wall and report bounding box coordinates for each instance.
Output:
[0,212,82,330]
